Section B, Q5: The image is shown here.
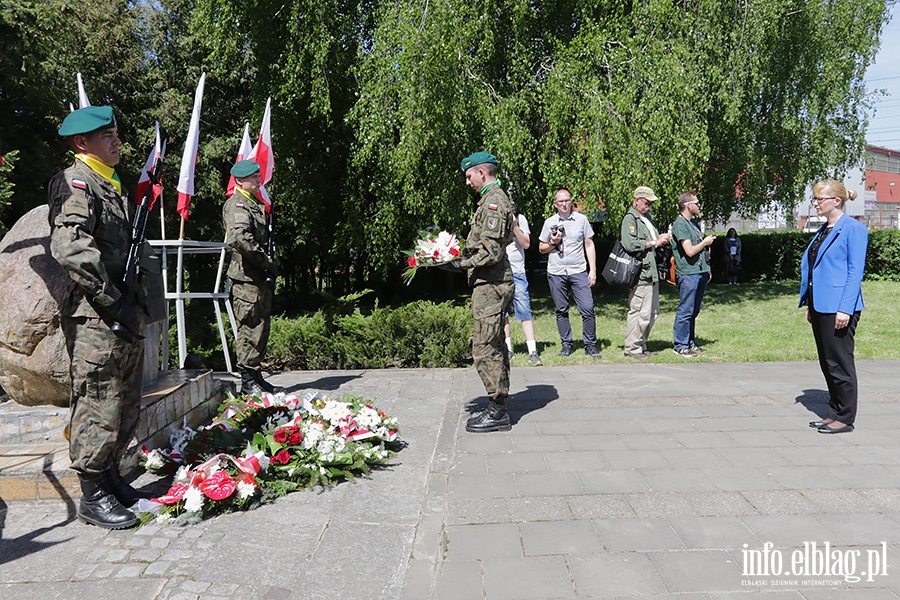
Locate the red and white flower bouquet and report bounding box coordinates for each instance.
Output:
[137,390,401,525]
[402,226,464,284]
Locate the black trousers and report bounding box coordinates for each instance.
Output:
[809,308,861,425]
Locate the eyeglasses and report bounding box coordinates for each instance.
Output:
[554,198,573,204]
[812,196,838,204]
[639,198,655,204]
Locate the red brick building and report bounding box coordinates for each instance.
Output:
[865,145,900,229]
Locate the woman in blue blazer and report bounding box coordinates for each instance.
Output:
[799,180,868,434]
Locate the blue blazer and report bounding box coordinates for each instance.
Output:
[799,213,868,314]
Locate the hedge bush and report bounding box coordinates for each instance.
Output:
[265,299,473,370]
[707,229,900,283]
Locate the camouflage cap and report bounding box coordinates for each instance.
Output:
[230,159,261,178]
[460,151,498,172]
[633,186,659,203]
[58,106,116,137]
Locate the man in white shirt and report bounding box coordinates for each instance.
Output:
[504,213,542,366]
[538,188,601,359]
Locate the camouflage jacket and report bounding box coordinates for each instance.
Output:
[48,159,140,318]
[460,183,515,287]
[223,191,275,285]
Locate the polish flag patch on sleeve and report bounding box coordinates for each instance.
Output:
[71,179,87,190]
[488,203,498,211]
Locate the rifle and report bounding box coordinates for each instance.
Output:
[111,147,164,340]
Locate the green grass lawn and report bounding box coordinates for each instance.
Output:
[508,279,900,366]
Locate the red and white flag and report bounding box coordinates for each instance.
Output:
[135,121,164,210]
[77,73,91,108]
[69,72,91,112]
[176,72,206,221]
[247,97,273,212]
[224,123,253,197]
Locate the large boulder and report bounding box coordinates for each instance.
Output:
[0,205,73,406]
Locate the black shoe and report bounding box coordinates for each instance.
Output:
[585,346,602,359]
[558,344,573,357]
[253,369,284,394]
[106,468,155,506]
[240,369,265,396]
[809,420,831,428]
[819,424,854,434]
[78,473,139,529]
[466,400,511,433]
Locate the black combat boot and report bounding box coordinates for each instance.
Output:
[253,369,284,394]
[466,397,511,433]
[77,473,140,529]
[106,467,155,506]
[240,369,265,395]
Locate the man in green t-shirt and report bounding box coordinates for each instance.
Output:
[670,192,716,357]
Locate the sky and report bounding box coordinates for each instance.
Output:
[864,3,900,150]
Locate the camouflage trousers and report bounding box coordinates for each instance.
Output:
[471,281,514,400]
[231,281,272,369]
[62,315,144,475]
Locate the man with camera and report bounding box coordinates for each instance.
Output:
[620,186,672,359]
[49,106,153,529]
[538,187,601,358]
[223,159,281,395]
[671,191,716,357]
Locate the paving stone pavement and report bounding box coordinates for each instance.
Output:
[1,361,899,600]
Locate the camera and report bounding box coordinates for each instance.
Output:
[550,224,565,236]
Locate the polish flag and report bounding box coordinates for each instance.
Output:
[77,73,91,108]
[224,123,253,197]
[247,97,273,212]
[69,73,91,112]
[135,121,164,210]
[176,72,206,221]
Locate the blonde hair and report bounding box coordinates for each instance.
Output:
[813,179,858,207]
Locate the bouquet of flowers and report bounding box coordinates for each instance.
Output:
[137,390,401,524]
[402,225,464,284]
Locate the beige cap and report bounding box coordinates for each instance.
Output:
[633,186,659,202]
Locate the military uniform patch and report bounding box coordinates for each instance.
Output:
[488,203,498,211]
[488,217,497,229]
[71,179,87,190]
[629,225,635,233]
[64,195,90,217]
[235,203,245,208]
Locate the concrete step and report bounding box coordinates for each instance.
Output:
[0,369,233,502]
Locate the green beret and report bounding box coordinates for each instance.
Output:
[460,151,498,172]
[230,159,261,178]
[58,106,116,137]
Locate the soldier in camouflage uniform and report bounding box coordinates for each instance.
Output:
[223,160,281,395]
[458,152,516,433]
[48,106,153,529]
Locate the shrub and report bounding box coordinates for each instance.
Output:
[265,300,473,370]
[708,228,900,283]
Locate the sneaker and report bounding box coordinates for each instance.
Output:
[528,352,543,366]
[690,345,707,353]
[558,345,573,357]
[673,348,698,358]
[585,346,602,359]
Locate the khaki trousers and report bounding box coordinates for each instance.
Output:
[624,282,659,355]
